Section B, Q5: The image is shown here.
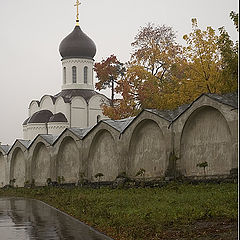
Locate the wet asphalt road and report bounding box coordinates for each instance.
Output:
[0,197,113,240]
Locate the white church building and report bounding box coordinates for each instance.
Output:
[23,11,109,140]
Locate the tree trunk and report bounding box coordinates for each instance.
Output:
[111,77,114,107]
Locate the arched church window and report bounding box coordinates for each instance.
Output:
[72,66,77,83]
[84,66,88,84]
[63,67,66,84]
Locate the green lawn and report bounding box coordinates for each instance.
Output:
[0,182,238,240]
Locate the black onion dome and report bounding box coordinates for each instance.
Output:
[28,110,53,124]
[49,112,68,123]
[59,26,96,59]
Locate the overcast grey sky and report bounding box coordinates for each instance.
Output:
[0,0,238,145]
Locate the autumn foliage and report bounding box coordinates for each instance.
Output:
[94,12,238,119]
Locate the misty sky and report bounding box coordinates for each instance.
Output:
[0,0,238,145]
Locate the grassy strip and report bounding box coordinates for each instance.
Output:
[0,182,238,240]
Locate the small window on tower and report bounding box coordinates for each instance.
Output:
[84,66,88,84]
[63,67,66,84]
[72,66,77,83]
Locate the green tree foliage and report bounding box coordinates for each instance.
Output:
[230,11,238,31]
[217,11,238,93]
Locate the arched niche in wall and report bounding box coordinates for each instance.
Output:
[40,95,55,113]
[56,137,79,183]
[180,106,232,177]
[31,142,51,186]
[71,96,87,128]
[88,129,118,181]
[88,95,108,126]
[29,101,40,116]
[128,119,166,178]
[55,97,67,116]
[10,148,25,187]
[0,152,5,187]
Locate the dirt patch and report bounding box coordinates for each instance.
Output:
[159,220,238,240]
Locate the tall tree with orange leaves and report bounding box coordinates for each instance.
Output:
[95,14,238,120]
[94,55,125,107]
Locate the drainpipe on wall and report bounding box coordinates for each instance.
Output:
[87,102,89,127]
[170,123,174,153]
[46,122,48,135]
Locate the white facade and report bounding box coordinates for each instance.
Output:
[23,92,109,141]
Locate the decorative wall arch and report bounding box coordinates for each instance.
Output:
[55,97,68,117]
[180,106,232,177]
[128,119,167,178]
[88,129,118,181]
[31,142,51,186]
[10,148,25,187]
[29,101,40,116]
[40,95,55,113]
[56,136,80,183]
[0,152,5,186]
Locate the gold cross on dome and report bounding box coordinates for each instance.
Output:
[74,0,81,24]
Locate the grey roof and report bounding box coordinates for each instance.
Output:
[205,92,238,109]
[144,109,173,122]
[59,25,96,59]
[49,112,68,123]
[102,117,135,133]
[6,139,32,154]
[54,89,103,103]
[39,134,59,145]
[0,145,11,154]
[28,110,53,124]
[146,92,238,123]
[18,139,32,148]
[68,127,93,139]
[146,103,191,121]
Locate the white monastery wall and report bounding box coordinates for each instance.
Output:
[128,119,167,178]
[31,142,51,186]
[10,148,26,187]
[1,95,238,187]
[87,129,119,181]
[0,152,6,187]
[56,136,80,183]
[172,95,238,178]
